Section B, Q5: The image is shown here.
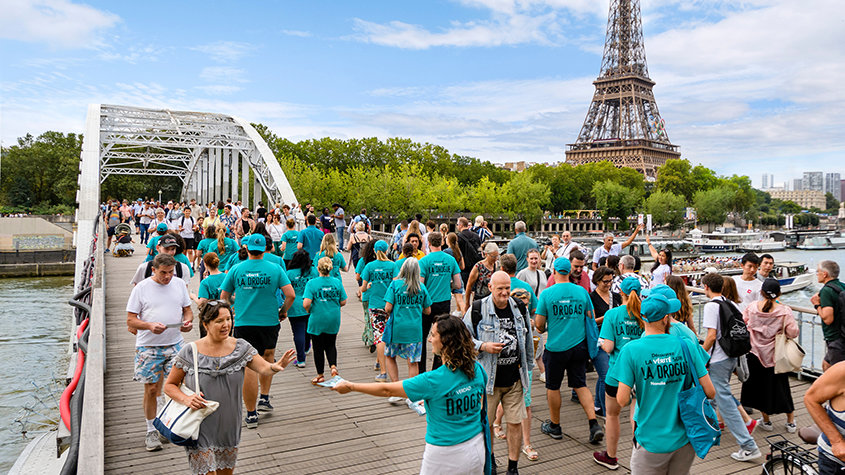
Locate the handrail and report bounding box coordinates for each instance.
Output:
[685,285,819,316]
[59,318,89,431]
[59,322,89,475]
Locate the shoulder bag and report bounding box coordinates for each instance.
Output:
[676,337,721,458]
[774,314,805,374]
[154,342,220,446]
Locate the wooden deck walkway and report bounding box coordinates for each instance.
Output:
[103,244,818,474]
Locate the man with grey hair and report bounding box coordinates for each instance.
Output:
[591,225,642,270]
[507,221,538,273]
[559,231,586,259]
[611,254,649,294]
[811,260,845,370]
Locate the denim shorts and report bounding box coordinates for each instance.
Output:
[134,343,183,383]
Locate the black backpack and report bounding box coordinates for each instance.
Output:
[144,260,184,279]
[715,299,751,357]
[822,282,845,338]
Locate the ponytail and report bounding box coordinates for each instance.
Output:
[238,245,248,261]
[626,290,644,329]
[216,224,226,254]
[762,297,775,313]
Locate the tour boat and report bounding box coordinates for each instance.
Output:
[685,228,761,253]
[738,236,786,252]
[797,236,835,250]
[770,261,815,293]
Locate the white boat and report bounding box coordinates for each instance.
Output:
[797,236,834,250]
[770,261,814,293]
[738,237,786,252]
[686,228,761,253]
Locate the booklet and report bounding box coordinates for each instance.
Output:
[316,375,345,388]
[407,399,426,416]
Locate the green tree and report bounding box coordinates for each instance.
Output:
[655,159,693,201]
[644,190,686,230]
[693,186,734,224]
[499,171,551,224]
[592,180,642,226]
[826,192,839,213]
[1,131,82,207]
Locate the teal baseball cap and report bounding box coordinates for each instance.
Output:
[156,223,168,233]
[640,293,681,322]
[245,234,266,252]
[643,284,677,300]
[374,240,388,252]
[620,277,641,295]
[553,257,571,275]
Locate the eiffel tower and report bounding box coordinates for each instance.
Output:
[565,0,680,179]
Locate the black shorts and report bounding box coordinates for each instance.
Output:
[183,237,196,250]
[107,226,117,236]
[543,340,588,390]
[605,384,618,398]
[234,325,280,354]
[825,339,845,365]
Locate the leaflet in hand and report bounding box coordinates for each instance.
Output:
[407,399,426,416]
[317,375,345,388]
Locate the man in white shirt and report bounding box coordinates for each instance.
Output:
[701,272,761,461]
[732,253,762,311]
[131,235,191,287]
[559,231,586,259]
[126,253,193,452]
[592,225,642,270]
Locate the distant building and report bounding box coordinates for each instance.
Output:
[841,180,845,204]
[803,171,824,192]
[498,161,536,172]
[793,178,803,191]
[768,189,826,210]
[825,173,841,201]
[761,173,774,189]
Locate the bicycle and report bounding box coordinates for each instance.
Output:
[762,434,819,475]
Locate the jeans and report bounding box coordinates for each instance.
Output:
[593,349,609,414]
[336,226,346,250]
[289,315,310,363]
[709,357,758,451]
[139,223,149,244]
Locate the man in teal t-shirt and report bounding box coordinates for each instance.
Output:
[418,232,461,373]
[611,293,714,473]
[505,221,538,273]
[811,260,845,370]
[219,234,295,428]
[297,215,324,260]
[535,257,602,444]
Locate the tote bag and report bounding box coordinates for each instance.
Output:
[154,342,220,446]
[676,337,721,458]
[774,315,805,374]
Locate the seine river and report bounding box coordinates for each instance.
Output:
[0,276,74,473]
[1,248,844,470]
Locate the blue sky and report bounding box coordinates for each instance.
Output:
[1,0,843,189]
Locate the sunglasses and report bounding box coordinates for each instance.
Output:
[601,279,613,284]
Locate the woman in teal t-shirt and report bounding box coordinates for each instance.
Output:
[314,233,348,279]
[280,219,299,267]
[383,258,432,399]
[303,257,347,385]
[361,240,397,381]
[190,252,227,337]
[197,224,239,273]
[595,277,644,469]
[332,315,488,475]
[286,249,319,367]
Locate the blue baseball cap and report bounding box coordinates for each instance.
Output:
[245,234,266,252]
[374,240,388,252]
[553,257,571,275]
[620,277,641,295]
[641,293,681,322]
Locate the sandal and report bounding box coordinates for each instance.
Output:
[331,366,339,377]
[493,423,506,440]
[522,444,539,461]
[311,375,325,385]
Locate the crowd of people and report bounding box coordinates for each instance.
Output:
[114,197,845,475]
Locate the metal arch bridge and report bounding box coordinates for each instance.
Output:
[74,103,298,288]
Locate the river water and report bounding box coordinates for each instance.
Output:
[0,276,74,473]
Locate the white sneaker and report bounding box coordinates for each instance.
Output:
[785,422,797,433]
[758,419,774,432]
[387,396,404,405]
[145,431,163,452]
[731,448,761,462]
[539,372,546,383]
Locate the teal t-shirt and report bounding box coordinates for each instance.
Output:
[297,226,324,260]
[314,251,347,279]
[384,280,432,344]
[198,273,226,301]
[202,238,239,271]
[175,253,194,277]
[304,276,347,335]
[536,282,593,352]
[403,362,487,446]
[228,250,287,272]
[599,306,644,367]
[510,277,538,314]
[361,260,396,310]
[612,334,708,454]
[393,257,408,277]
[669,322,710,363]
[286,267,319,317]
[820,279,845,341]
[145,235,163,262]
[281,230,299,260]
[506,233,538,273]
[220,259,291,327]
[420,251,461,303]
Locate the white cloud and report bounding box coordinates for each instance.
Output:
[0,0,120,49]
[281,29,312,38]
[199,67,249,84]
[196,85,243,96]
[191,41,254,62]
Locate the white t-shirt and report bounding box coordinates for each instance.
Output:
[703,296,738,364]
[267,223,285,241]
[732,276,762,312]
[334,207,346,229]
[176,216,195,239]
[592,243,622,264]
[139,207,155,225]
[559,240,582,259]
[126,277,191,347]
[131,261,192,286]
[651,264,671,286]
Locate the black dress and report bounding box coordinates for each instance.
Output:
[740,352,794,415]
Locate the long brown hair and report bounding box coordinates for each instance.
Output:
[447,232,463,267]
[667,275,694,325]
[721,276,742,304]
[433,314,477,379]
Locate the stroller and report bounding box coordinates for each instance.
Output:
[113,223,135,257]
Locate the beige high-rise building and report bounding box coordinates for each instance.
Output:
[767,189,826,210]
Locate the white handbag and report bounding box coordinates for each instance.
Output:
[153,342,220,446]
[773,315,805,374]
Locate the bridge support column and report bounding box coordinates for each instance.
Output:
[242,154,249,207]
[231,151,239,203]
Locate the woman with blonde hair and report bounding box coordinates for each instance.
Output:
[303,257,348,385]
[666,275,697,334]
[402,220,423,247]
[314,232,348,279]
